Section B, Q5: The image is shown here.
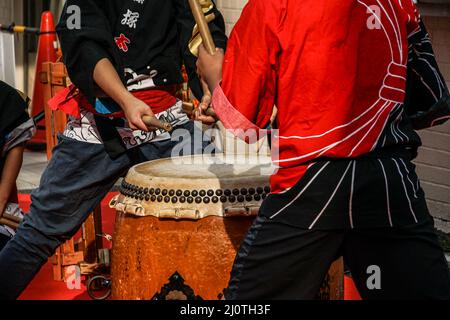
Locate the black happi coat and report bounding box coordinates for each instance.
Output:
[0,81,30,171]
[56,0,227,156]
[57,0,227,104]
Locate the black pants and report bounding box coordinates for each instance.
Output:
[224,215,450,300]
[0,234,10,252]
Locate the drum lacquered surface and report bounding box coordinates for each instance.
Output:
[112,215,254,300]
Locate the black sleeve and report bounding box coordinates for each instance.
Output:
[0,81,30,150]
[405,20,450,130]
[0,82,29,133]
[56,0,123,105]
[173,0,227,99]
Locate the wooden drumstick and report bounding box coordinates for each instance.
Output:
[0,218,19,230]
[2,213,22,224]
[142,115,173,132]
[188,0,216,55]
[188,0,218,118]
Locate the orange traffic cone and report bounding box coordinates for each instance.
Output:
[344,275,362,300]
[27,11,58,149]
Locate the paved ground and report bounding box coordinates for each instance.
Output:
[17,150,122,194]
[17,150,48,193]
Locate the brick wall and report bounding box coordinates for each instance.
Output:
[215,0,248,34]
[416,16,450,232]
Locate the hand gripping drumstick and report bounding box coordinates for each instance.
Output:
[182,101,216,118]
[142,115,173,132]
[91,91,173,132]
[2,213,22,224]
[0,217,19,230]
[188,0,217,118]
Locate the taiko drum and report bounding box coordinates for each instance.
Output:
[110,154,344,300]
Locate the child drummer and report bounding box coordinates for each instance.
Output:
[0,0,227,299]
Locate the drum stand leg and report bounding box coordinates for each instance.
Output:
[81,207,102,264]
[79,205,111,275]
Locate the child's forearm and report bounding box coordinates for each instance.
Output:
[93,58,134,109]
[0,145,24,213]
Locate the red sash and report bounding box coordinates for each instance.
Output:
[48,85,178,118]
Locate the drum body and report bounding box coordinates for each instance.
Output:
[113,215,254,299]
[111,155,343,300]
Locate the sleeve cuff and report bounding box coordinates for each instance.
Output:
[212,85,268,142]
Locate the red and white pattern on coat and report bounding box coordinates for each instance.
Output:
[273,0,416,166]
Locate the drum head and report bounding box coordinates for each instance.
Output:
[111,154,274,219]
[135,154,273,179]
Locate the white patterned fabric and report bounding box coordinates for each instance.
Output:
[63,100,189,149]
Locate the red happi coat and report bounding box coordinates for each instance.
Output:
[213,0,449,193]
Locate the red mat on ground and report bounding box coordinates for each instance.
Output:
[15,192,362,300]
[17,192,118,300]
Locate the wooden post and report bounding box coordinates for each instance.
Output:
[41,62,67,160]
